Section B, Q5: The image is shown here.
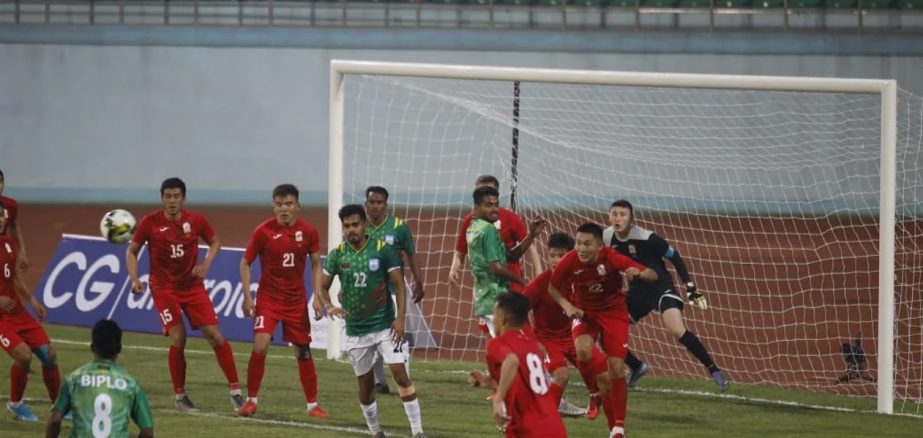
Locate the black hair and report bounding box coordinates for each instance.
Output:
[338,204,367,222]
[365,186,389,201]
[472,186,500,206]
[610,199,634,217]
[272,183,300,201]
[160,177,186,197]
[495,292,530,327]
[92,319,123,360]
[475,174,500,189]
[547,232,575,250]
[576,223,604,241]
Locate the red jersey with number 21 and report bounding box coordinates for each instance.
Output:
[550,247,647,314]
[243,219,320,306]
[131,210,215,292]
[486,329,567,438]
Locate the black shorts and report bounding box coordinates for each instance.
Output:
[627,282,684,323]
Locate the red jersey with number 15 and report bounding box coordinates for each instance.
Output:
[486,328,567,438]
[0,235,23,314]
[131,210,216,292]
[550,247,647,314]
[243,218,320,306]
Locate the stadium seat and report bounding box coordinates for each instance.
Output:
[716,0,752,7]
[640,0,677,7]
[538,0,565,6]
[898,0,923,7]
[497,0,535,5]
[860,0,894,7]
[826,0,857,7]
[675,0,711,7]
[753,0,783,7]
[787,0,822,7]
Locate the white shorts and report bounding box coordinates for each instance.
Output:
[346,328,409,377]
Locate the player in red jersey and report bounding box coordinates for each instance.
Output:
[548,223,658,438]
[237,184,329,419]
[449,175,542,295]
[0,200,60,422]
[0,169,29,273]
[126,177,242,412]
[521,232,614,426]
[485,292,567,437]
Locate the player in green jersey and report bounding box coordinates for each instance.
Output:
[47,319,153,438]
[364,185,426,395]
[466,186,544,337]
[316,204,426,438]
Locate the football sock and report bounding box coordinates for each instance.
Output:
[549,382,565,406]
[246,351,267,399]
[42,364,61,402]
[297,358,318,403]
[10,363,28,403]
[402,396,423,435]
[212,341,240,388]
[168,346,186,395]
[360,401,382,433]
[624,351,643,372]
[678,330,720,374]
[611,376,627,429]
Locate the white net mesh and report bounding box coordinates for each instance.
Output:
[338,72,923,412]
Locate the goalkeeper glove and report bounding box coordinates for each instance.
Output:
[686,282,707,310]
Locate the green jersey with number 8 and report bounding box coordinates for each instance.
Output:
[324,238,402,337]
[52,359,153,438]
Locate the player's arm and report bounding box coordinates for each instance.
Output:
[400,224,425,303]
[656,234,706,309]
[616,253,657,283]
[488,261,527,286]
[315,271,345,319]
[548,254,582,319]
[46,379,71,438]
[506,217,546,263]
[131,386,155,438]
[389,267,407,343]
[239,257,256,318]
[492,352,519,430]
[14,272,45,320]
[45,411,64,438]
[9,220,28,272]
[126,218,148,294]
[192,219,220,278]
[309,252,325,318]
[449,215,472,284]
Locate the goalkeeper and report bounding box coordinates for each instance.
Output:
[603,200,729,392]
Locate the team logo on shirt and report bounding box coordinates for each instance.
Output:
[628,244,636,256]
[340,263,350,270]
[385,235,394,245]
[182,222,191,234]
[368,258,380,272]
[4,243,11,253]
[295,231,303,242]
[596,264,607,276]
[494,220,502,230]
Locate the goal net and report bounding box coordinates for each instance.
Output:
[329,61,923,414]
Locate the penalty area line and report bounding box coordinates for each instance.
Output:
[157,409,408,437]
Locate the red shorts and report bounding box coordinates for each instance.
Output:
[151,286,218,336]
[254,300,311,345]
[507,413,568,438]
[0,312,51,355]
[541,336,607,378]
[572,308,630,359]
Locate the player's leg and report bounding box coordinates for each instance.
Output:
[659,300,728,392]
[15,313,60,404]
[600,314,630,438]
[152,292,192,407]
[569,344,606,421]
[239,306,279,417]
[371,352,391,395]
[281,309,328,419]
[185,289,242,404]
[348,335,383,436]
[543,339,584,418]
[379,330,424,437]
[2,327,39,422]
[625,288,655,389]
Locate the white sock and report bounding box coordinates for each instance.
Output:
[230,388,242,396]
[402,398,423,435]
[360,401,381,433]
[610,426,625,437]
[247,397,258,404]
[175,393,187,401]
[8,401,22,408]
[307,402,318,411]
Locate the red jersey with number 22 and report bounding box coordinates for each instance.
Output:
[550,247,646,314]
[131,210,215,292]
[486,329,567,438]
[243,219,320,306]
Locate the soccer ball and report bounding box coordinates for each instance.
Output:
[100,209,137,244]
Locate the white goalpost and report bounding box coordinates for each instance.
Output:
[327,60,921,415]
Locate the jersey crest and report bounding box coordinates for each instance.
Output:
[385,234,395,245]
[596,264,607,276]
[628,244,636,256]
[295,230,303,241]
[182,222,191,234]
[369,258,380,272]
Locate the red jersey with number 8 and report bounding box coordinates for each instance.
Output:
[131,210,215,292]
[486,329,567,438]
[243,219,320,306]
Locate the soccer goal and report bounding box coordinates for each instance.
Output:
[327,60,923,415]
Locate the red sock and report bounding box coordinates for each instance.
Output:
[247,352,267,399]
[42,365,61,402]
[212,341,240,389]
[10,363,28,403]
[548,382,565,406]
[611,376,627,429]
[601,389,615,429]
[297,358,318,403]
[168,346,187,395]
[577,362,599,393]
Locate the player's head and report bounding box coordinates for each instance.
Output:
[160,177,186,216]
[364,186,389,222]
[272,184,301,226]
[547,232,575,269]
[475,174,500,191]
[338,204,367,246]
[609,199,634,235]
[493,292,530,334]
[91,319,123,361]
[472,186,500,223]
[575,223,604,263]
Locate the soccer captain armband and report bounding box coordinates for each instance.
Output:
[685,282,708,310]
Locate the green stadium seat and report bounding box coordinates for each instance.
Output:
[675,0,710,7]
[860,0,894,7]
[538,0,565,6]
[606,0,635,6]
[754,0,783,7]
[788,0,822,7]
[641,0,677,6]
[497,0,535,5]
[826,0,857,7]
[898,0,923,7]
[716,0,751,7]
